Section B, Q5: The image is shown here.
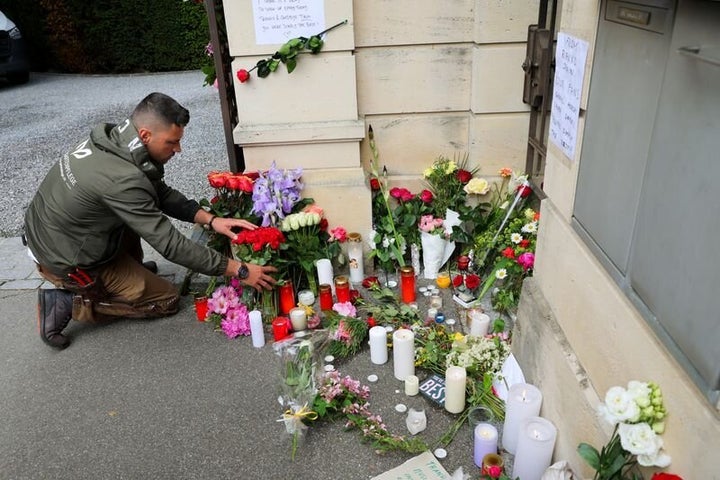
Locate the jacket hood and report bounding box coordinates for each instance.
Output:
[90,119,165,180]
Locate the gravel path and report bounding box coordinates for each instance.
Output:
[0,71,229,237]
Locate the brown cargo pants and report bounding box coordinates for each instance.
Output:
[37,231,180,323]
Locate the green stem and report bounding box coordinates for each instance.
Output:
[316,19,348,37]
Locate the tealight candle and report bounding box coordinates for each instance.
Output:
[473,423,499,467]
[430,295,443,309]
[444,365,466,414]
[512,416,558,480]
[392,328,415,381]
[502,383,543,454]
[369,326,388,365]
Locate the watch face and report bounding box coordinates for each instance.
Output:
[238,264,249,280]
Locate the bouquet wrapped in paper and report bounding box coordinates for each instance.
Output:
[274,331,329,459]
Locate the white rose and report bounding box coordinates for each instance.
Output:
[463,178,490,195]
[297,213,308,227]
[618,422,660,456]
[290,215,300,231]
[638,450,671,468]
[600,386,639,424]
[627,380,652,408]
[280,218,290,232]
[310,212,321,225]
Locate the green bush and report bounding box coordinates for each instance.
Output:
[0,0,210,73]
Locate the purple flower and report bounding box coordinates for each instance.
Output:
[251,162,304,226]
[221,304,251,338]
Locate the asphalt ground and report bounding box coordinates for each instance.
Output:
[0,73,487,479]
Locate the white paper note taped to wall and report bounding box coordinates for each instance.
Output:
[252,0,325,45]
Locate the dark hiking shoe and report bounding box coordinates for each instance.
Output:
[142,261,158,274]
[37,289,74,349]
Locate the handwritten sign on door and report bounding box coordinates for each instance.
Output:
[252,0,325,45]
[549,32,589,160]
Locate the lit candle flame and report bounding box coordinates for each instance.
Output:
[533,429,541,439]
[521,389,527,401]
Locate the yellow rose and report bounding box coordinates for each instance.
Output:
[423,167,434,178]
[444,160,457,174]
[463,178,490,195]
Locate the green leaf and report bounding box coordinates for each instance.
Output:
[268,59,280,72]
[286,57,297,74]
[256,60,270,78]
[577,443,600,470]
[308,35,323,53]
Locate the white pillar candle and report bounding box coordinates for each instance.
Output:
[502,383,543,454]
[289,307,307,331]
[405,375,419,396]
[444,365,467,413]
[469,310,490,336]
[512,416,558,480]
[316,258,334,294]
[249,310,265,348]
[473,423,499,467]
[369,326,388,365]
[392,328,415,380]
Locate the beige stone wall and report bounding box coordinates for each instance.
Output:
[222,0,537,237]
[517,1,720,478]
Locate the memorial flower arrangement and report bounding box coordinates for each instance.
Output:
[452,272,482,301]
[312,370,428,454]
[578,380,672,480]
[205,278,252,338]
[445,332,511,379]
[322,301,369,358]
[422,154,479,219]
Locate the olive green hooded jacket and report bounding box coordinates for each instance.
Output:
[24,119,227,276]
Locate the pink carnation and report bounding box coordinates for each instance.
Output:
[517,252,535,271]
[332,301,357,317]
[329,226,348,242]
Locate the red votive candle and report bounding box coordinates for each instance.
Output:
[334,275,351,304]
[400,266,416,303]
[318,284,333,310]
[278,281,295,315]
[194,296,209,322]
[458,255,470,271]
[272,316,291,341]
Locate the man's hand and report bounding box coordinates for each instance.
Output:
[213,217,257,241]
[225,258,277,291]
[244,263,278,291]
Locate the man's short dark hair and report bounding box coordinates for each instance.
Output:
[131,92,190,128]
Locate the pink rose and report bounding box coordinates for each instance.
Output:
[517,252,535,270]
[329,226,348,242]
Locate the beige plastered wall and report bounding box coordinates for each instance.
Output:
[222,0,536,239]
[515,1,720,478]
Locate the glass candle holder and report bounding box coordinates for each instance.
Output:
[346,232,364,283]
[400,266,416,303]
[193,296,208,322]
[278,281,296,315]
[436,271,451,289]
[318,283,333,310]
[334,275,351,303]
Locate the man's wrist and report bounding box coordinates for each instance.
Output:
[237,261,249,280]
[203,215,217,231]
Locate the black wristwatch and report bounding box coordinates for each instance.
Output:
[237,261,249,280]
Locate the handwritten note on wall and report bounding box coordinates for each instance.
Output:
[549,32,589,160]
[252,0,325,45]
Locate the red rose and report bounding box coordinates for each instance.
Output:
[367,316,377,328]
[210,196,219,204]
[651,475,683,480]
[502,247,516,259]
[465,274,481,290]
[517,184,532,198]
[319,218,329,231]
[244,171,260,180]
[519,239,530,249]
[456,169,472,184]
[235,175,254,193]
[370,178,380,191]
[420,189,433,203]
[452,274,463,288]
[390,187,414,202]
[236,69,250,83]
[362,276,379,288]
[207,171,228,188]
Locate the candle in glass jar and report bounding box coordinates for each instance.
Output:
[346,232,364,283]
[512,416,558,480]
[444,365,467,413]
[400,266,416,303]
[369,325,388,365]
[392,328,415,380]
[318,284,333,310]
[297,289,315,306]
[502,383,543,454]
[458,255,470,271]
[473,423,499,467]
[271,316,290,341]
[469,310,490,336]
[289,307,307,331]
[278,281,295,315]
[334,275,351,303]
[436,271,451,289]
[405,375,419,396]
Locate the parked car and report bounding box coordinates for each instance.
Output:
[0,9,30,84]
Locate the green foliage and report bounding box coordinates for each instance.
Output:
[0,0,210,73]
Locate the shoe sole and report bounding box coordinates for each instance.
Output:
[37,290,70,350]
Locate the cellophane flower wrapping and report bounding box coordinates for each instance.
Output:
[273,330,329,459]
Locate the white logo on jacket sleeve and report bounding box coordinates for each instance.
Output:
[128,137,143,152]
[71,139,92,159]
